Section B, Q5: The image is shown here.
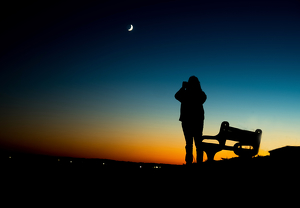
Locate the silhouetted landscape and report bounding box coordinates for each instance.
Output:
[2,146,299,204]
[2,146,299,173]
[2,1,300,204]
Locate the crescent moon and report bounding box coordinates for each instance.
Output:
[128,24,133,31]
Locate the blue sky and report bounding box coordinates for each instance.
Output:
[1,0,300,163]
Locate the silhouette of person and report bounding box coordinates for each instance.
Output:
[175,76,207,165]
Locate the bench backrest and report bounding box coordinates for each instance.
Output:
[217,121,262,155]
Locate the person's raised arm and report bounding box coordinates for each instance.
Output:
[175,82,187,102]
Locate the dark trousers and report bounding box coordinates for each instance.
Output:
[182,120,204,164]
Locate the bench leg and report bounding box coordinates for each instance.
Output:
[204,149,220,162]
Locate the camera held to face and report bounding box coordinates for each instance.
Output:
[182,81,188,89]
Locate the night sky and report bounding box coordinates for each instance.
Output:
[1,0,300,164]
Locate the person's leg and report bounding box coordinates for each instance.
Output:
[195,142,203,163]
[194,120,204,163]
[182,122,193,164]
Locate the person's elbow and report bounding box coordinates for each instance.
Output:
[175,93,183,102]
[202,93,207,104]
[175,94,180,101]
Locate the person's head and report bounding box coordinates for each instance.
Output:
[188,75,201,91]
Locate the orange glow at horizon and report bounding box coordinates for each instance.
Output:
[0,132,270,165]
[0,112,287,165]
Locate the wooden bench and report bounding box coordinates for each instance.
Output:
[201,121,262,161]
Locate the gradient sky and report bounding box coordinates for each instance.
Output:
[1,0,300,164]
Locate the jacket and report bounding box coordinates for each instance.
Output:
[175,87,207,122]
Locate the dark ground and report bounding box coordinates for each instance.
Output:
[1,150,299,205]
